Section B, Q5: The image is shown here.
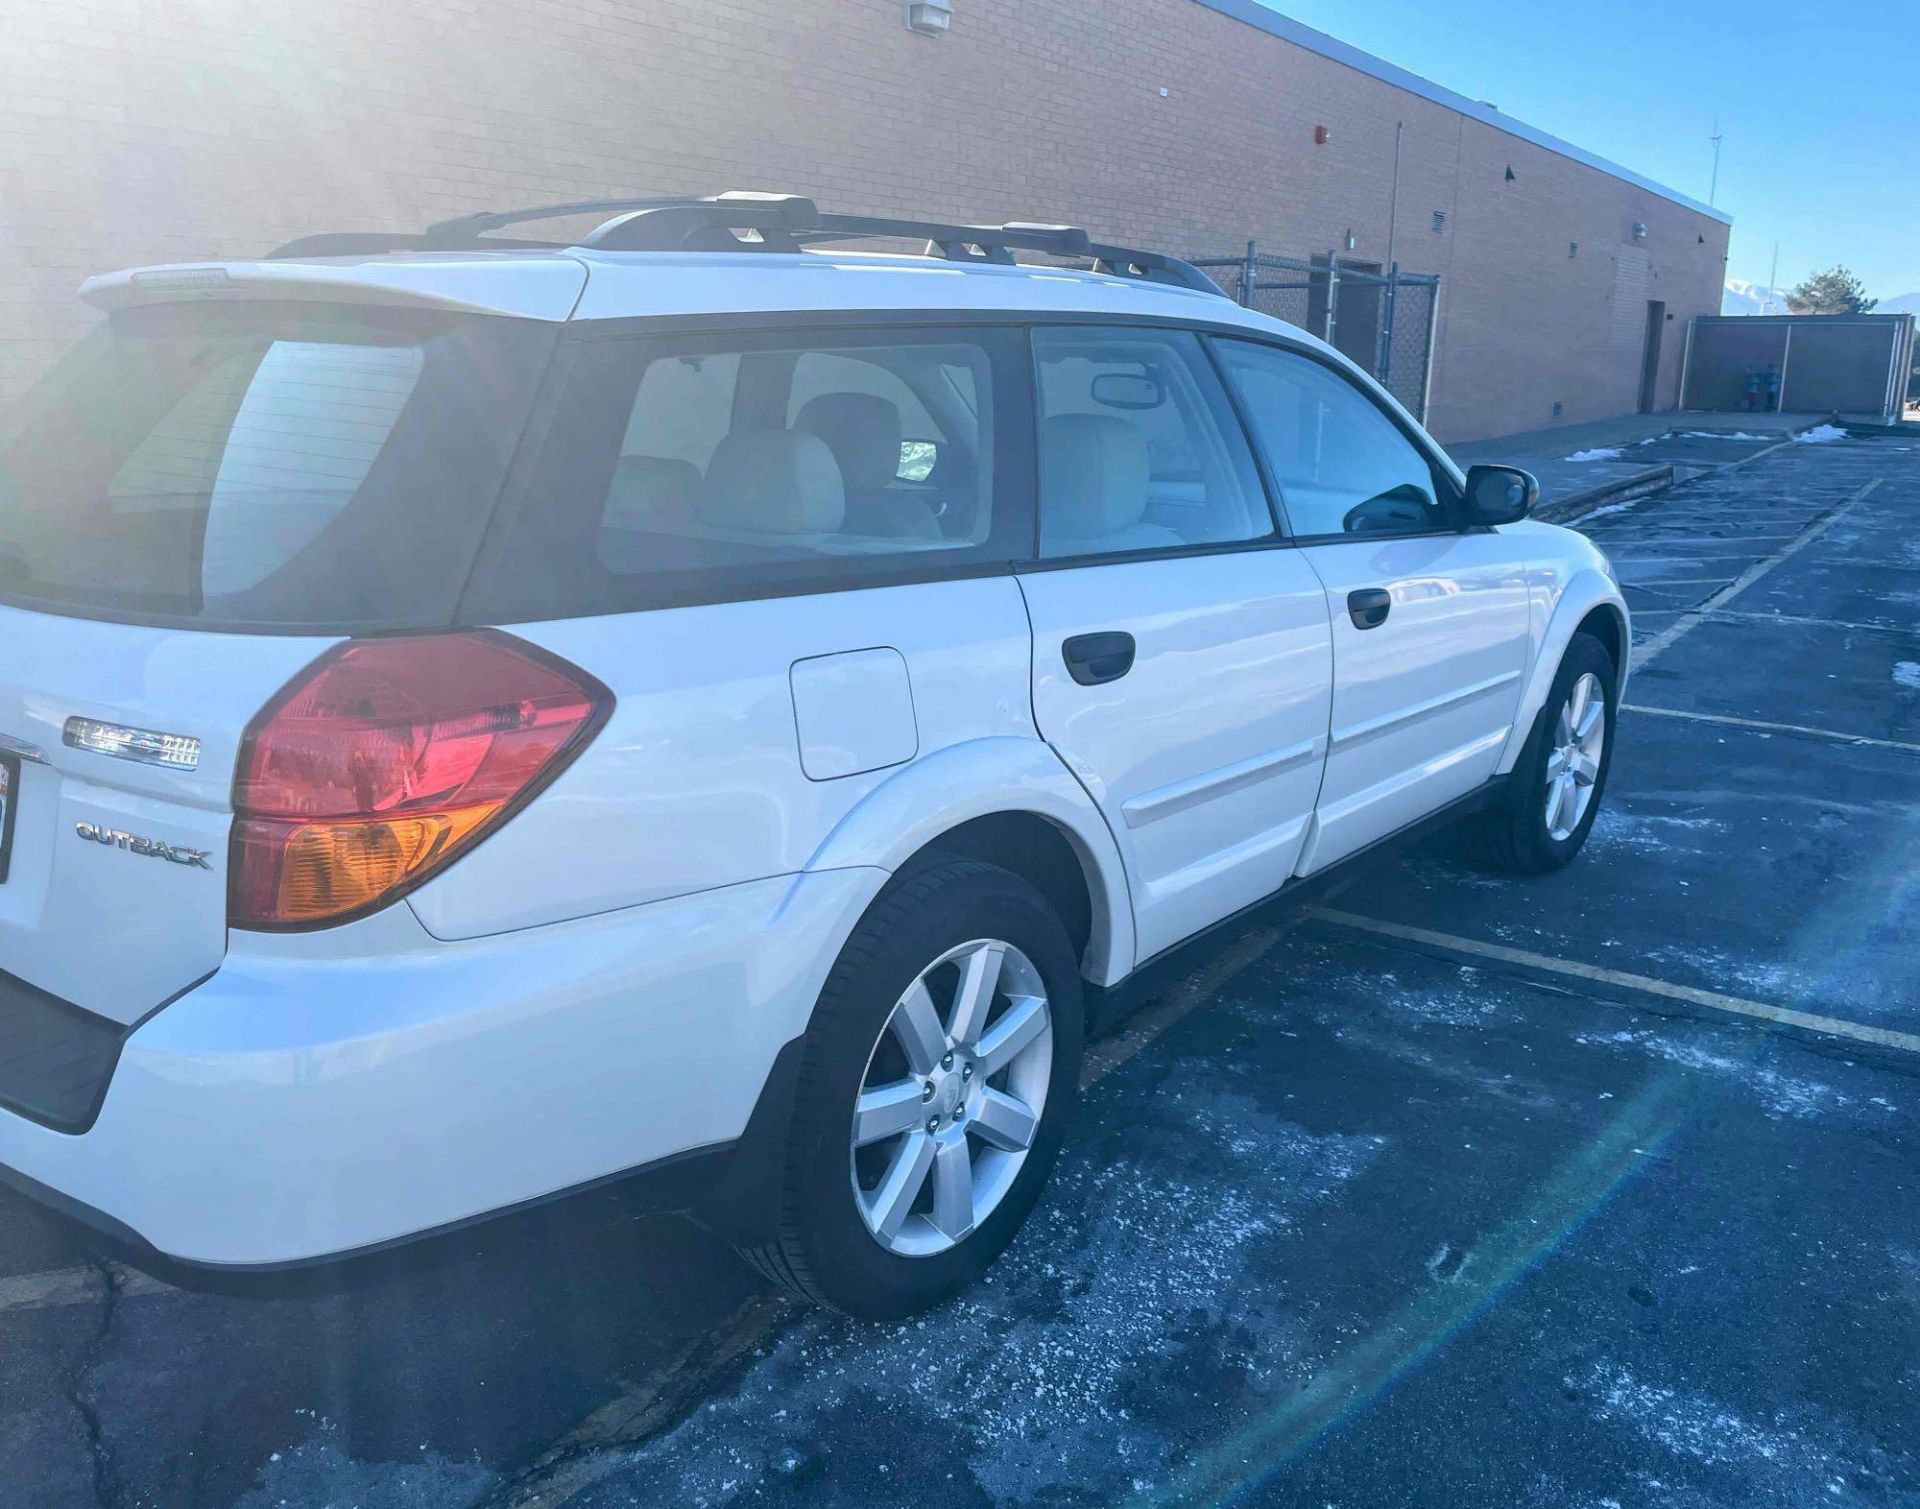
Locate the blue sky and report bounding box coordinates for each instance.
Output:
[1254,0,1920,300]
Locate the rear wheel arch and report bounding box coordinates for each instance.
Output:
[800,738,1135,985]
[898,812,1097,976]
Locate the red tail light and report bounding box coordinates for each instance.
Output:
[230,632,611,929]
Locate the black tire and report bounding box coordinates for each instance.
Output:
[737,859,1083,1319]
[1464,631,1618,873]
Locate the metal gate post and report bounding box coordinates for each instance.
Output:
[1880,317,1905,422]
[1380,261,1400,385]
[1324,251,1341,349]
[1417,279,1440,424]
[1239,240,1257,307]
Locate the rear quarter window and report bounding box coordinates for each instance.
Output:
[0,302,555,630]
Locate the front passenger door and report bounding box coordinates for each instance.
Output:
[1214,340,1531,873]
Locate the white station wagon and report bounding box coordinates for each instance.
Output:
[0,194,1625,1317]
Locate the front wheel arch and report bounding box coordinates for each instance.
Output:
[1497,572,1628,776]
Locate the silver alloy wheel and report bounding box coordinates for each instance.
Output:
[1544,671,1607,841]
[849,938,1053,1258]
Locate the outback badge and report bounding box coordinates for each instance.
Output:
[74,820,214,870]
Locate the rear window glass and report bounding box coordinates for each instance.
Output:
[0,302,554,629]
[470,325,1035,620]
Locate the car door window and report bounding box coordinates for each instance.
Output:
[470,326,1035,620]
[1214,340,1452,538]
[1032,327,1273,559]
[593,335,1003,568]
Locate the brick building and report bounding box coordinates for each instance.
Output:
[0,0,1729,441]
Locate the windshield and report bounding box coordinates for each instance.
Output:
[0,300,555,630]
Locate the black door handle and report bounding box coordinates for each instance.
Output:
[1062,631,1136,686]
[1347,588,1392,630]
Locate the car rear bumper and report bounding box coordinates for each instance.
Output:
[0,866,883,1272]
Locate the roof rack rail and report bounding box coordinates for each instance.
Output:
[265,192,1226,295]
[261,193,801,260]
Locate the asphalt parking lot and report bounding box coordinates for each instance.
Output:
[4,430,1917,1508]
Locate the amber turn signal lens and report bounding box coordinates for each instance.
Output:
[235,806,495,924]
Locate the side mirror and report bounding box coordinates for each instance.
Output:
[1464,464,1538,525]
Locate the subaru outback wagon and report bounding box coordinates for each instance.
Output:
[0,194,1625,1318]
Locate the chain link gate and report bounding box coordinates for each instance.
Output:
[1189,245,1439,423]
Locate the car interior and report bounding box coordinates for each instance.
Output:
[596,342,993,571]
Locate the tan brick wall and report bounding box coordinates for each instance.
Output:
[0,0,1728,441]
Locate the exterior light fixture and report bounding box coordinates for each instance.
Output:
[904,0,951,34]
[1632,221,1648,241]
[1344,229,1356,251]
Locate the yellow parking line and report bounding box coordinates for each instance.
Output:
[1623,703,1920,755]
[1305,906,1920,1056]
[1708,608,1913,635]
[0,1262,169,1316]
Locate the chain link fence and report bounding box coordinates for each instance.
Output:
[1190,246,1439,422]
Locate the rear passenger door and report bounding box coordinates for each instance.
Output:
[1213,340,1531,872]
[1016,327,1334,963]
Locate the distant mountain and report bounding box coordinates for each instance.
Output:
[1722,278,1792,315]
[1724,279,1920,317]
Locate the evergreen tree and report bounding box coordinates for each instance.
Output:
[1786,266,1878,314]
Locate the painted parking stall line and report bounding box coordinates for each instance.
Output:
[1707,607,1920,635]
[0,1261,169,1315]
[1305,906,1920,1057]
[1630,476,1885,671]
[1623,702,1920,756]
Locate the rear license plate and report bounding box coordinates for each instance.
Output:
[0,752,16,884]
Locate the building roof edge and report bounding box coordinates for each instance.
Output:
[1192,0,1735,227]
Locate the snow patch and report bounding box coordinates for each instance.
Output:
[1576,1027,1846,1119]
[1792,423,1849,444]
[1892,662,1920,690]
[1580,809,1723,857]
[1564,447,1623,462]
[1573,496,1648,525]
[1678,430,1775,442]
[591,1062,1382,1505]
[236,1430,492,1509]
[1576,1360,1834,1475]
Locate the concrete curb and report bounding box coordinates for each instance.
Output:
[1534,464,1675,525]
[1535,418,1823,527]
